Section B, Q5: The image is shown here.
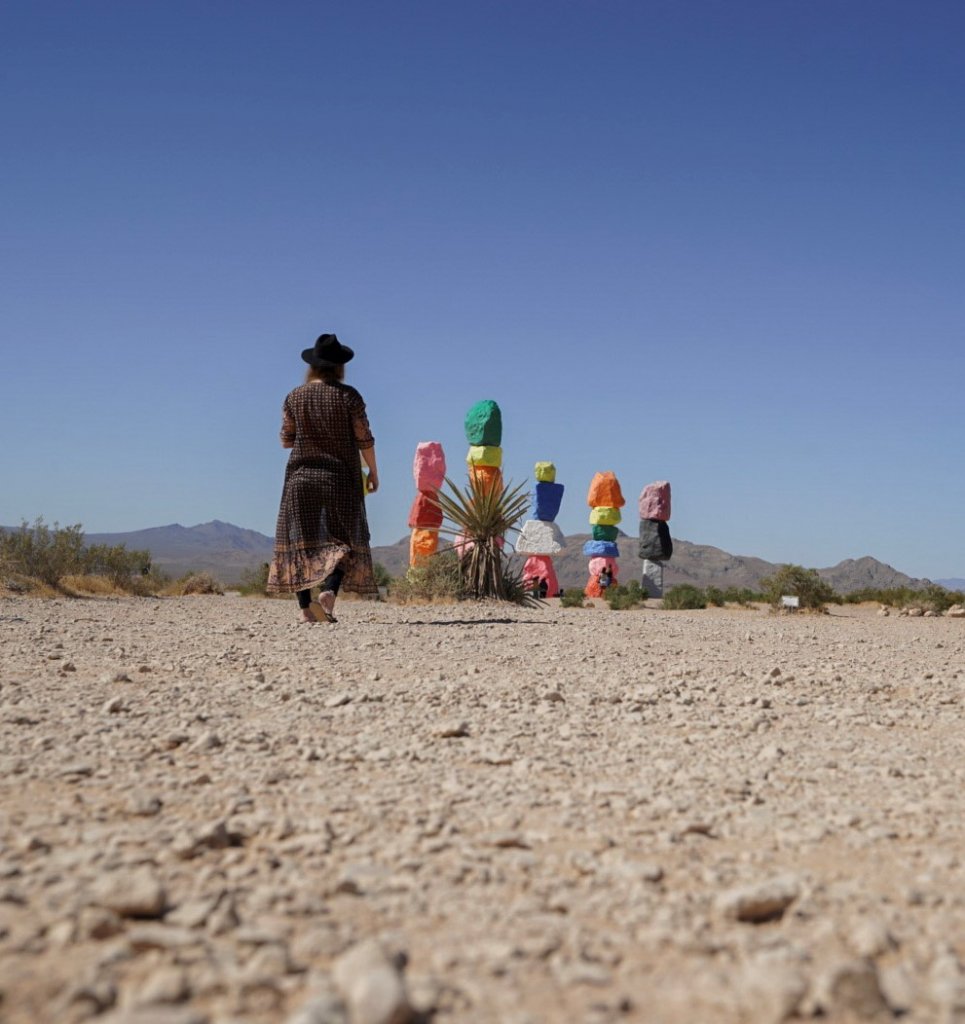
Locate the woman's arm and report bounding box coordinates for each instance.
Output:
[361,445,379,493]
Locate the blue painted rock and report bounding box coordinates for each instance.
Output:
[464,400,502,446]
[583,539,619,558]
[516,519,566,555]
[532,481,564,522]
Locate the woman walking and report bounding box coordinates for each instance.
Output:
[268,333,379,622]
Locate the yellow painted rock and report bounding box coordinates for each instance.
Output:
[534,462,556,483]
[589,506,622,526]
[466,445,502,468]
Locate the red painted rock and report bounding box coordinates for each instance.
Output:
[413,442,446,492]
[587,472,625,509]
[638,481,671,521]
[407,492,443,529]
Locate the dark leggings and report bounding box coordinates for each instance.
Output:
[296,568,345,609]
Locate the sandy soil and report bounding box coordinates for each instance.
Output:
[0,594,963,1024]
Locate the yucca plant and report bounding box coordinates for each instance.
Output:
[432,474,539,605]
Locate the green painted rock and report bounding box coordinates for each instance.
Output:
[464,400,502,446]
[592,524,619,542]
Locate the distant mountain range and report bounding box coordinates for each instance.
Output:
[936,578,965,591]
[58,520,943,593]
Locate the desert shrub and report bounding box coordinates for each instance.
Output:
[168,572,224,596]
[81,542,152,586]
[605,580,645,610]
[390,550,465,603]
[843,586,918,607]
[705,586,726,607]
[560,588,588,609]
[918,584,959,614]
[662,584,707,610]
[0,518,87,585]
[373,562,393,592]
[239,562,271,596]
[759,564,839,611]
[722,587,764,605]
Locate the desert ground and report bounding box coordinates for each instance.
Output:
[0,594,963,1024]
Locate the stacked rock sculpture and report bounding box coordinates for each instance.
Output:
[584,471,625,598]
[408,441,446,567]
[638,480,673,596]
[517,461,566,598]
[464,399,504,498]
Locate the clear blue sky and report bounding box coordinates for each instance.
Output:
[2,1,963,579]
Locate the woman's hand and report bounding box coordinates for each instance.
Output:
[366,469,379,494]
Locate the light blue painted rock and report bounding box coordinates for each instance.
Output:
[582,540,619,558]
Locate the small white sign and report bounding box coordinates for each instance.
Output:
[781,595,800,609]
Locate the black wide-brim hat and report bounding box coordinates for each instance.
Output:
[301,333,355,367]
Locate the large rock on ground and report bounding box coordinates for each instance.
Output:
[412,442,446,492]
[516,520,566,555]
[641,559,665,597]
[464,399,502,446]
[523,556,559,597]
[639,480,671,521]
[332,938,414,1024]
[587,471,625,508]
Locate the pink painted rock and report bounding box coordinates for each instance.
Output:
[413,442,446,492]
[523,556,559,597]
[587,472,625,508]
[638,481,671,521]
[588,556,619,577]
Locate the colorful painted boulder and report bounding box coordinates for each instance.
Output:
[583,539,619,558]
[413,442,446,492]
[587,471,625,509]
[464,399,502,447]
[638,518,673,561]
[523,555,559,598]
[469,463,503,497]
[589,506,622,526]
[407,492,443,530]
[532,481,564,522]
[588,556,619,577]
[466,445,502,468]
[534,462,556,483]
[592,524,619,542]
[516,519,566,555]
[638,481,671,521]
[409,529,439,563]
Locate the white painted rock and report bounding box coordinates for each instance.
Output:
[515,519,566,555]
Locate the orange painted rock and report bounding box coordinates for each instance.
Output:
[584,577,603,599]
[470,464,503,497]
[408,492,443,529]
[589,506,622,526]
[587,471,625,508]
[413,442,446,492]
[409,528,439,565]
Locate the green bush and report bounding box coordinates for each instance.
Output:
[169,572,225,596]
[759,564,839,611]
[661,584,707,610]
[239,562,271,596]
[560,588,588,608]
[605,580,646,610]
[373,562,393,592]
[722,587,764,605]
[390,550,465,603]
[705,586,726,607]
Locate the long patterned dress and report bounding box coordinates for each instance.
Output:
[267,381,378,598]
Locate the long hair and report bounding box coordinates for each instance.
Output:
[305,364,345,384]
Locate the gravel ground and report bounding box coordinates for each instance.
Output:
[0,594,963,1024]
